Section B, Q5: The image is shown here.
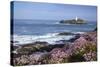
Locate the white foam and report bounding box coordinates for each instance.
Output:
[12,33,75,45]
[73,32,85,34]
[36,35,75,44]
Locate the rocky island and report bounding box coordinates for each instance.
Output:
[60,17,86,24]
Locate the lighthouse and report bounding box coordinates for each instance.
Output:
[75,16,78,21]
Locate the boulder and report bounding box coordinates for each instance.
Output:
[58,32,74,35]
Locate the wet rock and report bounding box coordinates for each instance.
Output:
[68,34,80,42]
[94,27,97,31]
[34,41,48,45]
[58,32,74,35]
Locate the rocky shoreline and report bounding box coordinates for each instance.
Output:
[11,30,97,66]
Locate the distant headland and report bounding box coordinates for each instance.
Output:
[60,17,86,24]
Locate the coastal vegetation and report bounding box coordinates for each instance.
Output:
[11,29,97,66]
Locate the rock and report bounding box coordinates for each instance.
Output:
[16,45,37,55]
[16,43,48,55]
[68,34,80,42]
[94,27,97,31]
[58,32,74,35]
[34,41,49,45]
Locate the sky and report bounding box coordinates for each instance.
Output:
[12,1,97,21]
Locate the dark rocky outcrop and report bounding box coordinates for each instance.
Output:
[58,32,74,35]
[94,27,97,31]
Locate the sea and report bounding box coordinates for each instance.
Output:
[12,19,97,45]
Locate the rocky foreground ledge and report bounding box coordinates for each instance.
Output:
[11,31,97,66]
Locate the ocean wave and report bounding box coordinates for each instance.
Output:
[72,32,85,34]
[12,32,77,45]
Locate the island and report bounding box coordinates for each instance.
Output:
[60,17,86,24]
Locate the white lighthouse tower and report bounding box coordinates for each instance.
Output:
[75,16,78,21]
